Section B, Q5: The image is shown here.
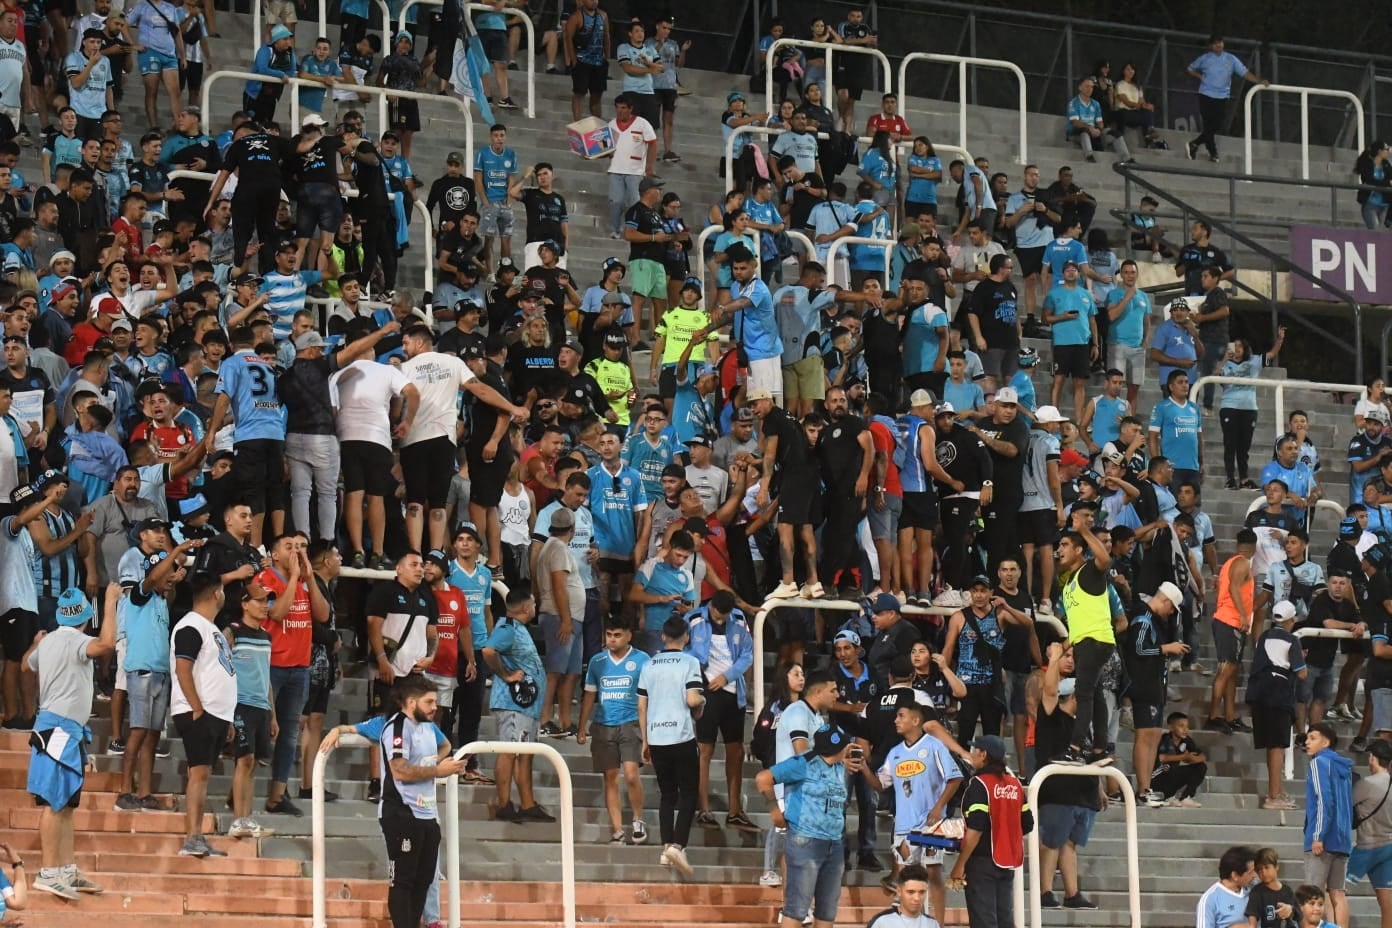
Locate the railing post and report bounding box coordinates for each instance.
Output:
[1300,89,1311,180]
[958,60,968,152]
[1159,35,1169,130]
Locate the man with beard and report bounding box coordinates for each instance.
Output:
[966,253,1021,392]
[819,386,874,599]
[193,500,264,627]
[973,387,1030,571]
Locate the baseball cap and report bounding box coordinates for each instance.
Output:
[1062,259,1080,269]
[994,386,1018,405]
[695,363,717,380]
[9,483,33,505]
[934,401,956,417]
[454,522,482,543]
[424,548,450,570]
[301,113,327,129]
[55,588,95,628]
[908,388,934,408]
[1367,543,1392,569]
[870,592,900,613]
[446,151,465,165]
[746,388,773,402]
[496,257,516,274]
[1341,517,1361,540]
[1368,407,1390,425]
[563,386,588,405]
[1153,581,1184,611]
[603,330,628,347]
[972,735,1007,762]
[455,299,482,316]
[1017,346,1039,368]
[1102,442,1126,466]
[538,239,560,254]
[461,342,486,361]
[1034,405,1069,424]
[233,272,263,287]
[602,257,626,273]
[550,508,575,531]
[734,407,756,422]
[681,276,702,294]
[294,331,326,352]
[726,90,745,104]
[134,517,170,534]
[1272,601,1297,622]
[638,177,665,193]
[1168,297,1192,314]
[33,469,68,495]
[833,629,861,648]
[1060,448,1090,468]
[109,316,132,332]
[1057,677,1078,697]
[684,435,711,448]
[811,723,850,758]
[561,337,583,354]
[968,574,993,589]
[95,295,124,317]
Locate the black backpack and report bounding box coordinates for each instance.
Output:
[750,702,781,769]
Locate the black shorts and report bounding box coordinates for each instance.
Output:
[390,99,421,134]
[174,711,231,767]
[400,436,456,509]
[1252,706,1294,751]
[26,45,44,87]
[1020,508,1060,547]
[833,70,864,100]
[235,438,287,514]
[1132,701,1164,730]
[775,473,819,526]
[900,491,939,532]
[341,440,396,496]
[0,609,39,659]
[1212,620,1244,666]
[597,556,635,576]
[467,450,511,508]
[44,0,76,15]
[1342,637,1371,656]
[479,28,508,63]
[369,678,395,716]
[658,366,678,399]
[1052,344,1091,380]
[1016,245,1047,278]
[232,704,272,759]
[696,687,745,744]
[570,60,607,96]
[655,88,677,114]
[902,201,937,220]
[769,608,810,644]
[303,682,331,716]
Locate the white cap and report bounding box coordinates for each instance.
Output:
[1272,601,1297,622]
[1101,441,1125,465]
[1035,405,1069,424]
[994,386,1019,405]
[908,388,934,408]
[1153,581,1184,611]
[302,113,328,128]
[746,388,773,402]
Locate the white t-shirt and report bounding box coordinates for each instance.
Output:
[0,37,24,109]
[331,359,411,449]
[0,419,18,501]
[169,610,238,721]
[92,288,163,318]
[607,116,656,177]
[400,350,474,446]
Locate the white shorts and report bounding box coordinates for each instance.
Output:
[893,831,945,867]
[523,241,568,272]
[1109,343,1147,386]
[425,672,457,708]
[747,356,784,400]
[114,638,128,693]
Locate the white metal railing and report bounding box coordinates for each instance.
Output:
[443,741,575,928]
[691,225,818,308]
[1189,376,1364,443]
[1285,627,1366,780]
[1244,84,1366,180]
[1027,764,1140,928]
[387,1,536,119]
[1244,495,1347,523]
[897,53,1028,163]
[825,234,893,287]
[763,39,892,130]
[312,730,370,928]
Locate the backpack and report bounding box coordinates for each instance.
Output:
[889,414,918,471]
[751,702,780,769]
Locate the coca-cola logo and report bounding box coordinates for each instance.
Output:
[992,783,1020,800]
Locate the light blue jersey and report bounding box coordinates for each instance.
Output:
[906,154,941,205]
[616,42,655,93]
[534,502,595,588]
[446,560,493,645]
[806,199,856,264]
[903,302,948,375]
[775,699,823,763]
[1005,191,1054,249]
[943,378,984,413]
[1043,236,1088,288]
[123,587,171,673]
[474,146,518,202]
[1088,394,1130,447]
[214,350,286,442]
[1043,285,1095,346]
[260,270,323,341]
[1149,397,1202,471]
[65,51,111,119]
[622,432,678,502]
[634,558,695,633]
[1189,51,1248,100]
[730,275,781,362]
[0,516,37,615]
[769,753,848,840]
[637,648,703,745]
[879,733,961,835]
[485,618,545,718]
[299,55,343,112]
[1105,286,1151,348]
[587,463,647,555]
[774,284,837,367]
[583,646,649,726]
[1065,95,1102,135]
[851,199,889,272]
[228,622,272,710]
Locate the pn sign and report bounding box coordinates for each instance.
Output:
[1290,224,1390,304]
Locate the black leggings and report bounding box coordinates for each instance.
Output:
[1070,638,1114,752]
[938,497,980,591]
[1151,761,1207,800]
[1219,408,1258,481]
[649,739,699,847]
[231,187,281,275]
[380,815,440,928]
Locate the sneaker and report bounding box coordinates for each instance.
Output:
[932,588,964,609]
[1228,718,1252,733]
[610,829,626,843]
[1294,732,1308,750]
[1140,789,1165,808]
[497,96,518,109]
[1186,140,1198,160]
[1037,598,1053,615]
[630,340,652,353]
[0,716,32,730]
[766,581,800,600]
[1209,154,1220,163]
[759,870,782,887]
[155,741,171,758]
[1261,796,1298,810]
[369,553,393,572]
[1239,479,1259,490]
[518,804,556,822]
[1224,478,1238,489]
[1040,892,1061,909]
[695,810,722,828]
[1064,894,1099,910]
[66,872,105,894]
[1192,663,1211,676]
[562,724,579,738]
[1167,659,1181,673]
[107,738,126,755]
[1119,706,1134,730]
[609,231,623,240]
[879,873,899,894]
[197,835,229,857]
[1353,737,1370,753]
[661,150,681,162]
[299,787,338,802]
[726,811,759,832]
[858,851,884,871]
[367,778,381,801]
[1151,251,1163,263]
[1088,748,1115,767]
[1328,705,1351,721]
[350,551,366,570]
[1180,797,1203,808]
[178,835,209,858]
[1203,717,1232,735]
[1085,154,1097,163]
[137,794,165,811]
[34,873,80,900]
[1051,748,1088,766]
[265,797,304,816]
[662,843,694,877]
[838,585,861,601]
[799,582,825,599]
[494,801,521,822]
[229,818,276,838]
[545,64,561,74]
[114,792,143,811]
[631,819,647,844]
[539,721,565,738]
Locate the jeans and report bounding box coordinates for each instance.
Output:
[845,767,877,853]
[269,664,310,785]
[1070,638,1114,752]
[607,173,642,235]
[1074,128,1131,162]
[422,860,443,925]
[1364,202,1389,230]
[784,833,846,924]
[286,432,341,541]
[764,824,787,874]
[1197,336,1229,408]
[964,855,1015,928]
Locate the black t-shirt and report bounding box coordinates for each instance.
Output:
[427,173,477,227]
[445,234,485,275]
[1196,286,1230,342]
[818,413,867,487]
[969,278,1020,350]
[1245,882,1297,928]
[1301,591,1358,669]
[465,367,515,460]
[277,354,339,435]
[978,415,1029,504]
[784,185,822,231]
[1366,572,1392,690]
[568,371,611,417]
[294,134,345,186]
[435,325,484,360]
[365,580,439,652]
[1033,704,1100,809]
[520,188,568,247]
[862,308,902,378]
[763,406,811,480]
[997,587,1038,673]
[1175,243,1231,295]
[934,424,991,494]
[625,201,666,262]
[506,343,563,401]
[1328,541,1366,597]
[866,620,920,684]
[348,141,389,207]
[863,687,918,767]
[223,132,284,190]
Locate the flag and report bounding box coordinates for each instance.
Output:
[449,0,495,127]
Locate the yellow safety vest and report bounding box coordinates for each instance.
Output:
[1062,565,1115,645]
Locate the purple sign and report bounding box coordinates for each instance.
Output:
[1290,224,1392,304]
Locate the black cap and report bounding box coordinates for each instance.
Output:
[134,517,171,533]
[454,523,482,543]
[811,724,850,757]
[424,548,450,569]
[661,463,686,479]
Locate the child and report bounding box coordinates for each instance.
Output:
[941,350,985,417]
[1127,196,1169,261]
[1294,884,1336,928]
[576,616,650,844]
[1150,711,1207,806]
[481,585,552,823]
[1246,847,1297,928]
[227,583,277,839]
[651,279,716,407]
[1302,723,1352,928]
[299,37,344,126]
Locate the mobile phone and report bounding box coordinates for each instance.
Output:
[848,744,864,759]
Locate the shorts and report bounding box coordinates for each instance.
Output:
[892,832,944,867]
[1342,637,1370,656]
[782,355,826,405]
[263,0,297,23]
[590,720,643,771]
[126,670,170,730]
[401,436,456,509]
[1132,701,1164,729]
[1038,803,1096,850]
[138,49,179,75]
[1252,706,1293,750]
[596,556,635,576]
[1299,664,1336,707]
[770,607,813,644]
[1212,619,1244,666]
[303,682,332,716]
[1020,508,1059,547]
[341,440,397,495]
[1109,343,1147,386]
[539,612,583,676]
[495,708,538,743]
[776,473,819,526]
[655,88,677,114]
[629,258,667,299]
[232,704,273,759]
[1306,851,1349,893]
[1374,687,1392,734]
[0,608,38,659]
[1052,343,1091,380]
[479,28,508,62]
[902,201,937,220]
[695,687,744,744]
[1006,669,1031,717]
[368,677,395,716]
[173,710,231,767]
[424,672,457,708]
[570,60,608,97]
[1348,843,1392,890]
[900,491,939,532]
[235,438,287,515]
[746,356,784,400]
[868,493,902,541]
[1015,245,1046,278]
[657,365,679,399]
[467,450,511,508]
[295,182,345,237]
[390,99,421,133]
[481,201,515,238]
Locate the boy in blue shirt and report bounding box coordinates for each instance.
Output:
[629,532,697,655]
[481,586,553,824]
[577,617,651,845]
[474,124,519,267]
[1042,260,1097,422]
[298,38,344,120]
[1149,370,1203,485]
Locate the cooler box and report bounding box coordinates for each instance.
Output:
[568,117,613,159]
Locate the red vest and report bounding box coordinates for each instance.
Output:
[975,770,1026,869]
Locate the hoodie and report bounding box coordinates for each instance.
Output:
[1305,747,1354,855]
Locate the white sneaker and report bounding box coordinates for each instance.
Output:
[34,874,79,900]
[766,581,800,600]
[1180,797,1203,808]
[1037,598,1053,615]
[799,582,825,599]
[1140,789,1164,808]
[759,869,782,887]
[229,818,275,839]
[1118,706,1134,730]
[631,819,647,844]
[1167,659,1181,673]
[932,588,964,608]
[662,843,694,877]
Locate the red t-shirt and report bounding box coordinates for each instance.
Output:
[425,585,463,678]
[520,444,556,507]
[65,320,105,367]
[131,420,196,498]
[868,418,903,497]
[257,567,314,667]
[866,114,911,138]
[112,217,143,266]
[699,515,734,602]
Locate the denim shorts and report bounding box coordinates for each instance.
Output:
[296,182,345,236]
[540,612,583,676]
[1038,803,1096,850]
[1349,843,1392,890]
[126,670,170,730]
[1299,664,1336,706]
[867,493,902,541]
[481,201,514,237]
[139,49,178,75]
[783,833,845,924]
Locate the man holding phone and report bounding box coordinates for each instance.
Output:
[629,530,696,655]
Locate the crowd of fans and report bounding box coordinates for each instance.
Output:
[0,3,1387,928]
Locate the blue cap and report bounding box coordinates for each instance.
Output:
[1341,517,1360,540]
[812,723,848,757]
[55,588,94,628]
[971,734,1007,761]
[870,592,900,613]
[681,276,702,293]
[178,494,209,521]
[696,363,717,379]
[833,629,861,648]
[270,23,293,41]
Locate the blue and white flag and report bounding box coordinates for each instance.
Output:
[450,5,495,126]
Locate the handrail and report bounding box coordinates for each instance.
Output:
[1287,626,1368,779]
[312,731,370,928]
[722,124,878,197]
[1027,765,1140,928]
[825,234,893,286]
[444,741,575,928]
[1189,376,1365,443]
[392,1,536,119]
[763,38,892,126]
[897,52,1027,163]
[1113,161,1366,383]
[1244,84,1366,180]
